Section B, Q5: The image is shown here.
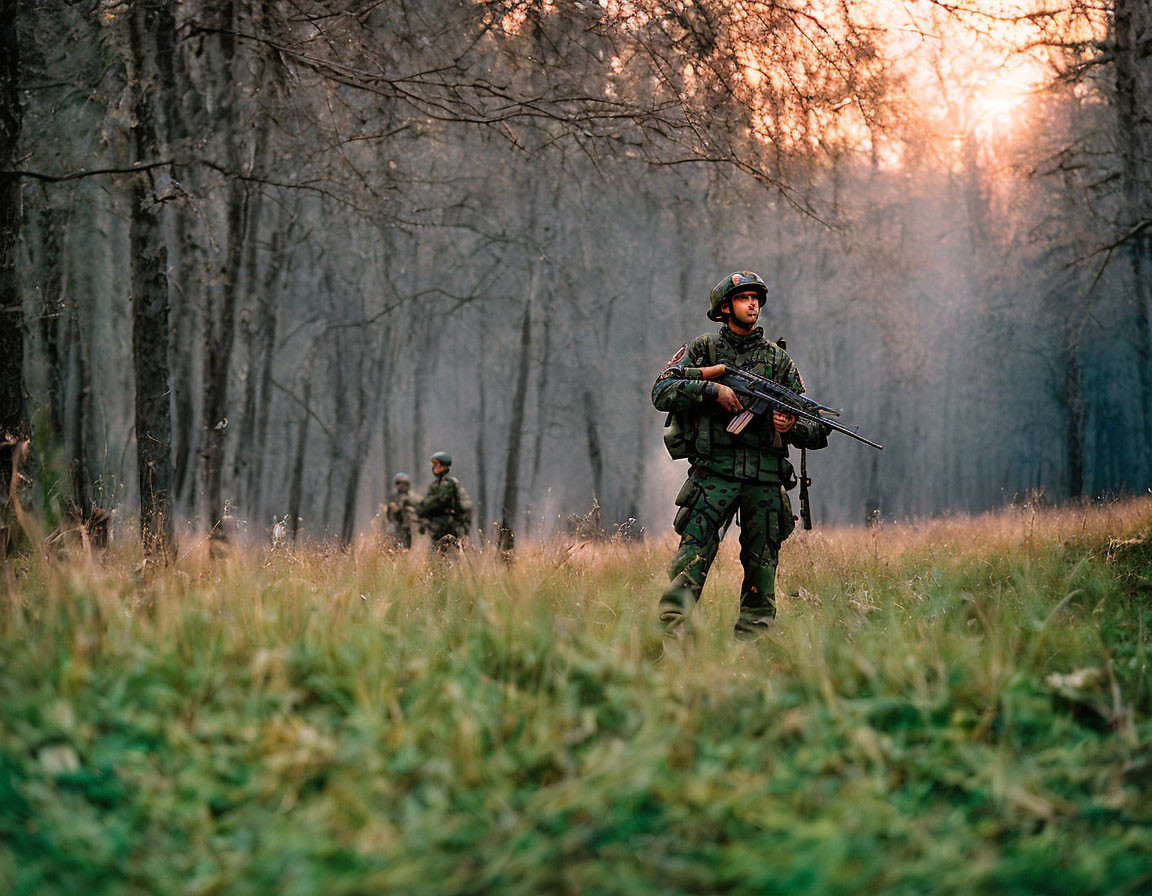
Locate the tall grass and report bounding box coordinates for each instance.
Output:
[2,500,1150,894]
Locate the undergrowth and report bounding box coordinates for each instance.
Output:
[2,500,1150,894]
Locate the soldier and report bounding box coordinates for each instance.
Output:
[383,472,419,549]
[652,271,830,641]
[415,452,473,552]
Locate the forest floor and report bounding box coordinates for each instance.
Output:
[2,498,1152,894]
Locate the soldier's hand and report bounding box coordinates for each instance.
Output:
[773,411,796,433]
[388,502,398,513]
[716,384,743,412]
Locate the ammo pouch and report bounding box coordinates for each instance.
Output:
[672,476,701,534]
[663,412,695,460]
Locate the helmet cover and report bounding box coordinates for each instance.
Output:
[708,271,768,321]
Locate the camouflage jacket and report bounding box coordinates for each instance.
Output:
[416,473,471,539]
[652,326,828,482]
[386,489,420,534]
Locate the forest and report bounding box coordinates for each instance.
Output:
[2,0,1151,552]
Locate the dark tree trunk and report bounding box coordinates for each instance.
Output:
[410,317,431,471]
[231,179,266,511]
[288,376,311,543]
[36,203,94,518]
[37,202,65,442]
[170,281,197,510]
[199,176,247,533]
[528,314,552,499]
[501,299,532,526]
[375,323,399,501]
[340,445,365,545]
[198,0,255,534]
[68,307,93,517]
[322,326,345,536]
[239,199,284,521]
[1062,321,1086,499]
[581,386,604,504]
[0,0,26,551]
[247,281,280,519]
[128,0,176,556]
[1113,0,1152,480]
[474,354,488,537]
[340,332,373,546]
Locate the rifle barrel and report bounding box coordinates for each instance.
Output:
[718,368,883,450]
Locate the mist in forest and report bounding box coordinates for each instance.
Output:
[4,1,1150,548]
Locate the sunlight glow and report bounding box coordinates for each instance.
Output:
[485,0,1106,166]
[971,69,1036,134]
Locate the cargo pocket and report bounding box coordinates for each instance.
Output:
[672,476,702,535]
[778,486,796,543]
[663,412,694,460]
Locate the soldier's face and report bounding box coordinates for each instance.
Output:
[396,481,409,493]
[728,291,760,327]
[431,460,448,476]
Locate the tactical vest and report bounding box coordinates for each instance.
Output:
[673,331,794,483]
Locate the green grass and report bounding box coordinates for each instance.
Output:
[2,500,1151,894]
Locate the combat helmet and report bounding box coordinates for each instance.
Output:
[430,451,452,467]
[708,271,768,322]
[393,472,410,485]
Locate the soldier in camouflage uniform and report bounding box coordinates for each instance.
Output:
[415,452,473,552]
[652,271,829,640]
[383,472,420,549]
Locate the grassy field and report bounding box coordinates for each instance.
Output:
[2,499,1151,894]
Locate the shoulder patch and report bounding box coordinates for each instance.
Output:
[666,344,688,367]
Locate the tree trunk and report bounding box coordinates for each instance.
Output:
[198,175,247,533]
[1113,0,1152,480]
[68,305,93,517]
[375,322,400,499]
[340,331,373,546]
[170,280,197,511]
[581,386,604,505]
[37,201,65,442]
[198,0,255,534]
[474,353,488,537]
[127,0,176,556]
[241,201,286,521]
[1062,320,1086,499]
[231,178,266,511]
[528,314,552,498]
[288,375,311,544]
[410,316,432,470]
[340,443,365,545]
[0,0,26,552]
[501,298,532,527]
[322,323,346,537]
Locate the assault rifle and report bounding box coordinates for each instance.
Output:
[695,363,883,451]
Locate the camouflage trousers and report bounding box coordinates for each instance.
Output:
[659,467,795,638]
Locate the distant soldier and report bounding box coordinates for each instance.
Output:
[652,271,830,641]
[415,452,473,553]
[383,472,420,549]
